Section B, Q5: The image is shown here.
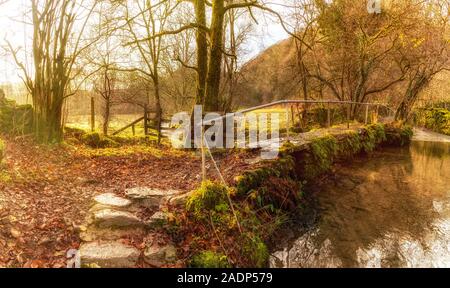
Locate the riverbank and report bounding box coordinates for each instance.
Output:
[174,123,414,268]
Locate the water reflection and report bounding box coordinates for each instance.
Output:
[271,141,450,268]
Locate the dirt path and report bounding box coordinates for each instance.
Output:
[412,127,450,143]
[0,139,201,268]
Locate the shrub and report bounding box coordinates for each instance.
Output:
[385,125,413,146]
[190,251,231,268]
[415,108,450,136]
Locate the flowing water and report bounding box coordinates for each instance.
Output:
[270,133,450,268]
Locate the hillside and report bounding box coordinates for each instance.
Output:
[235,38,300,107]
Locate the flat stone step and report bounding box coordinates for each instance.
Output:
[80,226,147,242]
[125,187,182,208]
[144,243,177,267]
[94,193,132,208]
[93,209,144,229]
[80,241,140,268]
[166,192,193,207]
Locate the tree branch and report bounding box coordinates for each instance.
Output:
[124,23,210,45]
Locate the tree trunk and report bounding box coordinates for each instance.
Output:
[205,0,225,112]
[33,85,64,143]
[103,98,110,136]
[194,0,208,106]
[395,76,427,121]
[154,80,163,145]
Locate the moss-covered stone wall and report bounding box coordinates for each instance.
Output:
[0,99,33,135]
[181,124,413,268]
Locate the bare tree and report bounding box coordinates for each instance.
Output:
[220,4,253,112]
[395,0,450,120]
[116,0,181,144]
[304,0,412,117]
[6,0,97,143]
[130,0,311,112]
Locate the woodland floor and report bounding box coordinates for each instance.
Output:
[0,136,261,268]
[0,138,200,267]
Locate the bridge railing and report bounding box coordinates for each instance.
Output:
[203,99,394,131]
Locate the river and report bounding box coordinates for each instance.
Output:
[270,129,450,268]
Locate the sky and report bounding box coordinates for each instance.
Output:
[0,0,290,85]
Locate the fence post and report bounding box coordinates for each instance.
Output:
[144,104,149,136]
[201,125,207,181]
[90,97,95,132]
[365,105,369,125]
[327,102,331,128]
[347,104,351,129]
[286,105,291,140]
[132,124,136,136]
[291,105,295,127]
[375,105,379,123]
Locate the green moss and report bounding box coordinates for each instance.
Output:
[361,123,386,153]
[311,134,338,168]
[190,251,231,268]
[64,126,86,140]
[81,132,118,148]
[0,100,33,135]
[235,156,295,196]
[302,134,338,180]
[186,181,230,219]
[241,234,269,268]
[400,126,414,145]
[338,131,362,157]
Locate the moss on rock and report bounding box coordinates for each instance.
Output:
[81,132,118,148]
[190,251,231,268]
[241,233,269,268]
[0,100,33,135]
[186,181,231,220]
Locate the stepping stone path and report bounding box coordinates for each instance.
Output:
[125,187,181,209]
[94,193,132,208]
[93,209,143,229]
[80,241,140,268]
[78,188,189,268]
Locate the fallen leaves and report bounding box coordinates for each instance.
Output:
[0,137,203,268]
[0,136,258,268]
